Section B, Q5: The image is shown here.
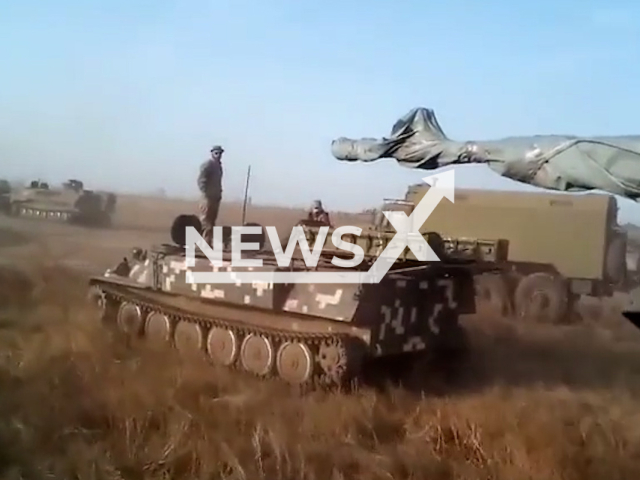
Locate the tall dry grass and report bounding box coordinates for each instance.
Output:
[1,264,640,479]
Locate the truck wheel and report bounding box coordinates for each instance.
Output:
[474,274,511,317]
[513,273,570,324]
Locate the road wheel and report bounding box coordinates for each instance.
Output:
[513,273,570,324]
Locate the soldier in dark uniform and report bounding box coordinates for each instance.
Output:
[197,145,224,245]
[307,199,332,226]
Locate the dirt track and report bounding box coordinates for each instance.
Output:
[1,198,640,479]
[0,195,371,273]
[0,214,166,274]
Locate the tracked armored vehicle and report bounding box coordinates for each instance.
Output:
[6,179,117,227]
[87,211,495,388]
[0,179,10,215]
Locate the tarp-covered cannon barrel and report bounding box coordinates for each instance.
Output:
[331,107,640,328]
[331,107,640,201]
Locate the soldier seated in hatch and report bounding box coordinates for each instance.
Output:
[307,200,333,227]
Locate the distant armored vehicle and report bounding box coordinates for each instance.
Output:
[0,179,10,215]
[401,184,628,324]
[6,179,117,227]
[87,212,491,389]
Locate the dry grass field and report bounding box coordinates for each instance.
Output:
[1,195,640,479]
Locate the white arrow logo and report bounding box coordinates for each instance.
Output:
[348,168,455,283]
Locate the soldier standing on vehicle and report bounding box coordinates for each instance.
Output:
[197,145,224,245]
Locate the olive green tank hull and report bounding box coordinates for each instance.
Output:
[6,180,117,228]
[9,202,113,227]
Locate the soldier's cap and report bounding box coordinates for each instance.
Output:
[312,199,323,209]
[211,145,224,153]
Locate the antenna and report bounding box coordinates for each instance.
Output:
[241,165,252,225]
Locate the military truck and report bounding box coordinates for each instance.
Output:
[398,184,628,324]
[6,179,117,227]
[86,210,498,389]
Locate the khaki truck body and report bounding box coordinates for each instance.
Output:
[400,185,627,323]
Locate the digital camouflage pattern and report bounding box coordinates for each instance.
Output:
[88,234,477,388]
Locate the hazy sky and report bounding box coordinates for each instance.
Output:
[2,0,640,221]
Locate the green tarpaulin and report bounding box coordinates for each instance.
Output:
[331,107,640,201]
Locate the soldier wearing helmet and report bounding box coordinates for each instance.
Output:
[197,145,224,245]
[307,199,332,227]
